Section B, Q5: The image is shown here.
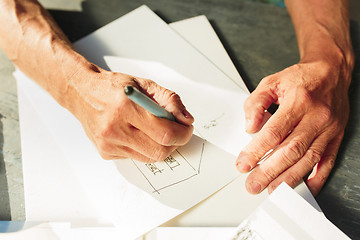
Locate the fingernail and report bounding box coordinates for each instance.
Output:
[248,182,261,194]
[236,152,251,172]
[236,161,251,173]
[182,109,193,119]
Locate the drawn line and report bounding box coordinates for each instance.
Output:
[152,173,198,193]
[203,113,225,129]
[176,149,196,172]
[198,142,205,174]
[132,160,160,195]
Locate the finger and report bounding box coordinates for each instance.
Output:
[306,134,343,196]
[100,145,157,163]
[110,125,178,161]
[126,80,194,146]
[244,118,328,194]
[265,134,333,194]
[162,91,194,126]
[236,103,302,173]
[244,82,277,134]
[135,78,194,126]
[128,99,194,146]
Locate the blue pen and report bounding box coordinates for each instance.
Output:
[124,86,176,122]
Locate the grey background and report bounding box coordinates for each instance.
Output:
[0,0,359,239]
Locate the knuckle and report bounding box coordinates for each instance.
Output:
[316,173,328,185]
[284,140,307,162]
[160,88,179,103]
[254,102,265,115]
[328,158,336,170]
[301,150,319,170]
[249,151,264,164]
[160,129,176,146]
[307,148,322,163]
[282,109,296,123]
[100,127,113,139]
[97,141,110,153]
[167,91,185,110]
[333,120,342,131]
[262,126,282,147]
[286,172,301,187]
[151,147,171,162]
[324,155,336,170]
[317,106,333,126]
[261,75,274,84]
[302,156,317,171]
[98,121,117,140]
[297,89,312,106]
[168,91,181,103]
[263,167,277,181]
[135,77,154,89]
[241,148,263,164]
[97,140,119,157]
[260,76,269,83]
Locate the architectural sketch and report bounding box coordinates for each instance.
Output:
[132,139,205,194]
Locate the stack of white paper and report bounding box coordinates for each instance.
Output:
[147,183,349,240]
[228,183,350,240]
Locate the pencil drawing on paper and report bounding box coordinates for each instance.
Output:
[164,155,181,170]
[132,141,205,194]
[203,113,225,129]
[145,163,164,175]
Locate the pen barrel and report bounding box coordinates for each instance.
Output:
[126,86,176,121]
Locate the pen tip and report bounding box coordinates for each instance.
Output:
[124,86,134,95]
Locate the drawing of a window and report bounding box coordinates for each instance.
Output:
[164,155,180,170]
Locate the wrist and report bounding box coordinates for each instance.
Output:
[53,46,107,117]
[299,38,354,86]
[298,24,354,82]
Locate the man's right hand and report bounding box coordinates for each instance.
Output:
[0,0,194,162]
[70,69,194,162]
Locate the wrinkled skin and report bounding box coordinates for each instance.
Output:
[236,0,354,196]
[0,0,194,162]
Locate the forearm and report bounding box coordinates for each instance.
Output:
[0,0,100,113]
[0,0,194,162]
[239,0,355,195]
[285,0,354,81]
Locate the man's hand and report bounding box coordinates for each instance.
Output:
[0,0,194,163]
[235,0,354,196]
[72,70,194,162]
[236,58,351,196]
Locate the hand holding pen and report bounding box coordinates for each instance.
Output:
[80,72,194,162]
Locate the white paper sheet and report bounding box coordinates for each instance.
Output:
[228,183,349,240]
[1,222,145,240]
[73,6,247,101]
[105,57,251,156]
[147,227,235,240]
[169,16,249,94]
[16,59,241,238]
